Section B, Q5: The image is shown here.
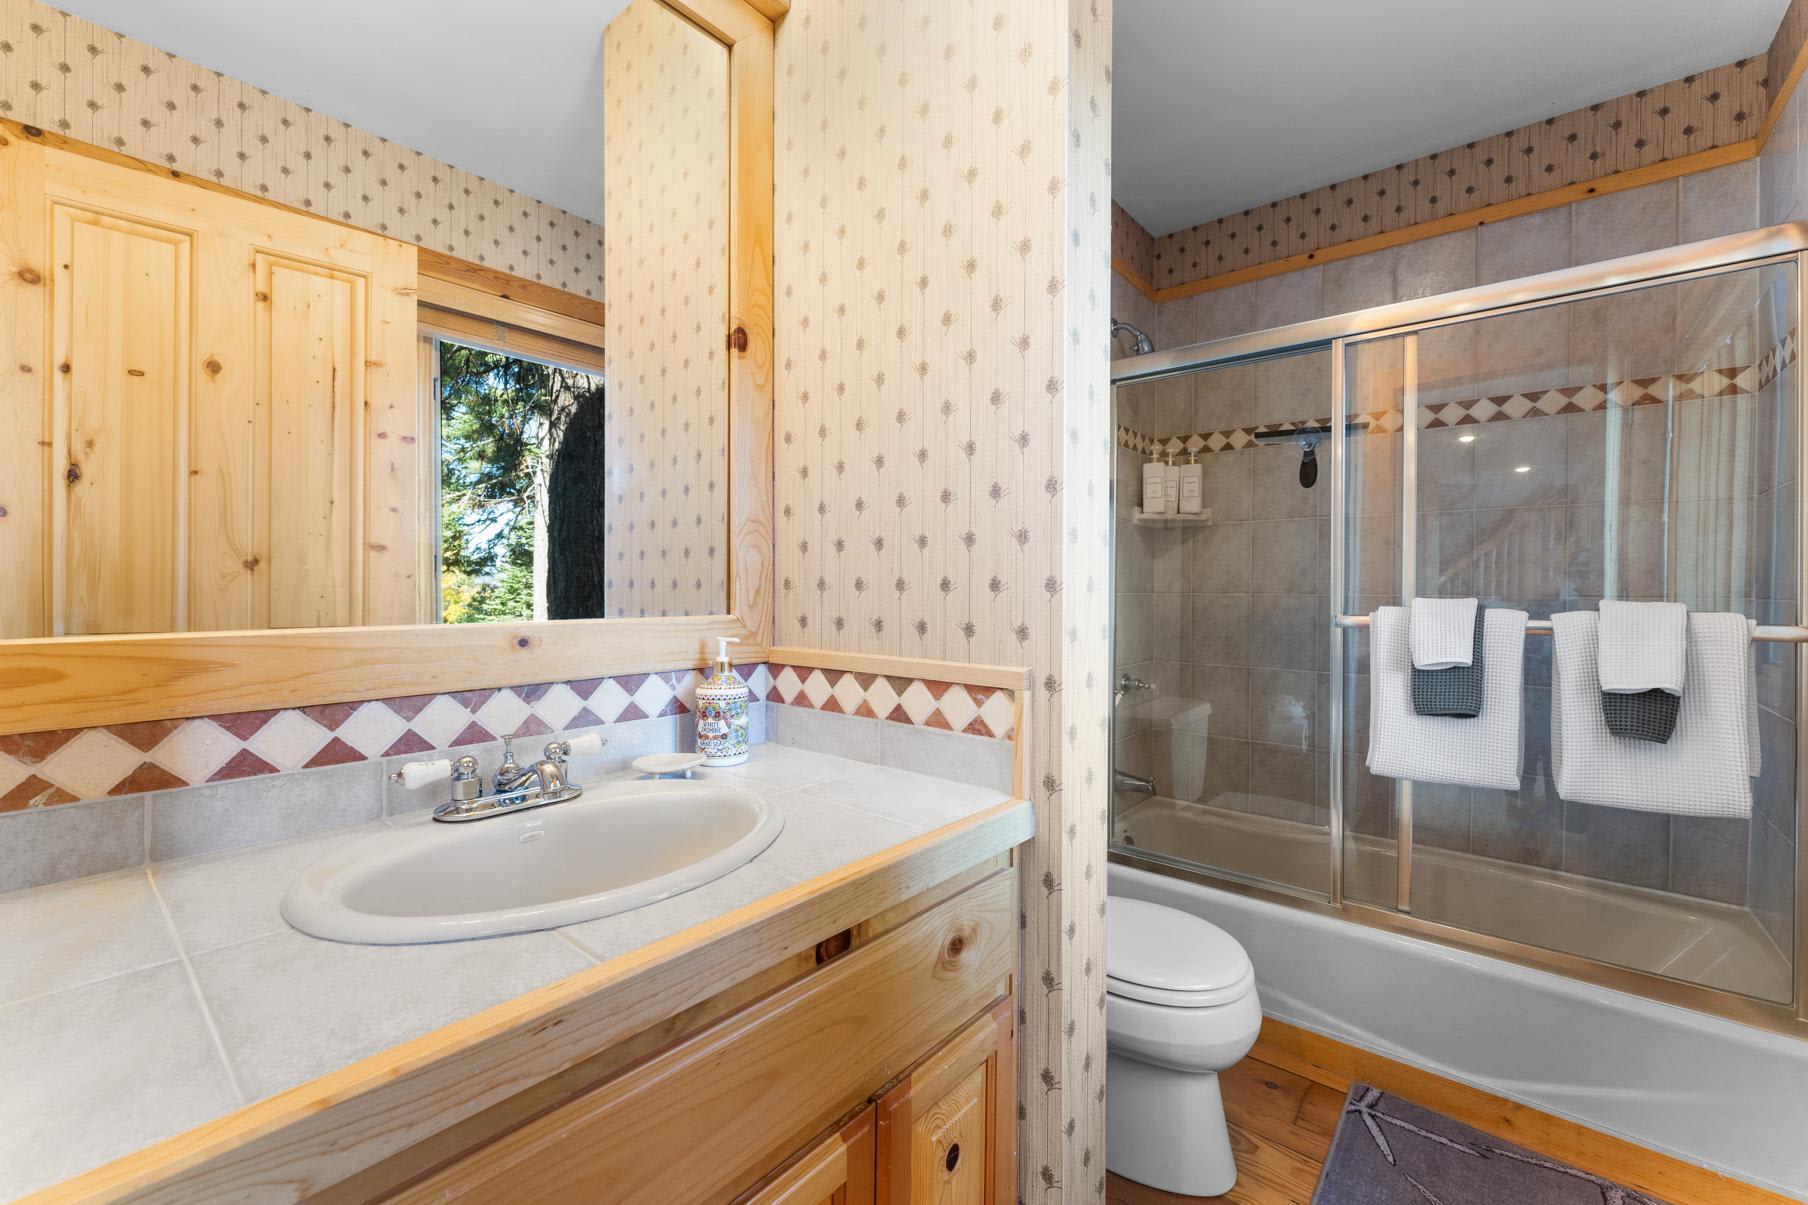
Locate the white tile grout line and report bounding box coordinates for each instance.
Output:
[145,869,249,1107]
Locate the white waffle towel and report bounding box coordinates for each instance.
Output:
[1551,611,1758,817]
[1409,597,1480,670]
[1368,605,1527,791]
[1597,600,1687,694]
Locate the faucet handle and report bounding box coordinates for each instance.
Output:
[544,733,606,762]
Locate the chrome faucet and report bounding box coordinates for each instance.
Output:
[394,734,605,823]
[1115,672,1153,705]
[1113,768,1156,798]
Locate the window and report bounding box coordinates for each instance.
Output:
[434,339,607,624]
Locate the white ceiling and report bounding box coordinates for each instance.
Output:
[1115,0,1790,236]
[56,0,631,225]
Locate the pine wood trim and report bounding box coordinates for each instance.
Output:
[1252,1016,1793,1205]
[768,647,1033,692]
[417,305,606,376]
[1111,255,1159,304]
[382,881,1013,1204]
[0,615,767,735]
[414,274,603,349]
[1120,140,1760,304]
[415,249,604,328]
[0,0,779,736]
[26,800,1032,1204]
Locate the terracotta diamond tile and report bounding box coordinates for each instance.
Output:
[111,762,188,795]
[304,738,365,769]
[298,703,358,732]
[382,730,434,758]
[208,709,283,741]
[210,749,280,783]
[0,729,81,766]
[0,776,78,811]
[107,718,184,753]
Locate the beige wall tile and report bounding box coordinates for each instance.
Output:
[1476,207,1572,284]
[1571,179,1681,264]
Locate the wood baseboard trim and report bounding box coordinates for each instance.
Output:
[1120,140,1759,304]
[1252,1016,1792,1205]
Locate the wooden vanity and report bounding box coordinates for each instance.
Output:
[34,797,1030,1205]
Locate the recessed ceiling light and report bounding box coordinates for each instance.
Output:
[1457,434,1476,443]
[1514,465,1532,473]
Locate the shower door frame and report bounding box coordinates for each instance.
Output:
[1109,222,1808,1040]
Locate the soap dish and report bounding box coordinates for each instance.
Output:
[633,752,707,778]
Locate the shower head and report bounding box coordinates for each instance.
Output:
[1111,318,1154,357]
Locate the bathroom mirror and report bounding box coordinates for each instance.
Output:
[0,0,742,639]
[0,0,776,732]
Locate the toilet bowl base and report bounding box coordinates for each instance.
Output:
[1105,1051,1237,1197]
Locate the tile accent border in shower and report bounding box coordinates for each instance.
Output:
[1119,335,1795,458]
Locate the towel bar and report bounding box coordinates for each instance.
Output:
[1332,613,1808,643]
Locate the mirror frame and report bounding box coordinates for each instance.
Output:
[0,0,781,737]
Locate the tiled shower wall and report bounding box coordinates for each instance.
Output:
[1114,160,1800,938]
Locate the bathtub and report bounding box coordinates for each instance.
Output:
[1110,860,1808,1199]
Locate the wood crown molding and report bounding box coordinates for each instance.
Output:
[1118,140,1758,303]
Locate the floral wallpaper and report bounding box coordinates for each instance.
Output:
[602,0,730,617]
[1128,56,1765,291]
[1111,199,1154,284]
[0,0,604,299]
[772,0,1113,1195]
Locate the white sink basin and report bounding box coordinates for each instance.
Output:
[280,778,784,944]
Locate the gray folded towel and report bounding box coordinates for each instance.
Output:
[1412,605,1485,718]
[1602,688,1681,743]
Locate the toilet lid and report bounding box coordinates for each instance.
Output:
[1107,896,1254,1008]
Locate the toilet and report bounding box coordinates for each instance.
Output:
[1105,895,1262,1197]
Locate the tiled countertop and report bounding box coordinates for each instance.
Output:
[0,744,1023,1201]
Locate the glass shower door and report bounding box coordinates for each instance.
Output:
[1337,258,1800,1003]
[1111,347,1337,900]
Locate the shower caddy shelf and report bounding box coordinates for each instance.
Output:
[1130,507,1213,528]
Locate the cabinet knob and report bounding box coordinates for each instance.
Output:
[944,1143,960,1173]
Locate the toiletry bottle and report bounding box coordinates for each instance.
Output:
[1178,452,1203,515]
[1164,451,1181,511]
[695,636,751,765]
[1141,456,1168,515]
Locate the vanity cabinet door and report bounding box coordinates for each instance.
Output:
[741,1107,876,1205]
[874,999,1016,1205]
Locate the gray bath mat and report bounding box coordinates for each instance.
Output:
[1311,1083,1670,1205]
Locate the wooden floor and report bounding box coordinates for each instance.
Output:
[1105,1019,1789,1205]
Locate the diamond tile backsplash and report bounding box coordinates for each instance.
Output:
[0,664,1019,814]
[765,665,1017,740]
[0,667,756,812]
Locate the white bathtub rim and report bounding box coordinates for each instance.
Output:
[1109,863,1808,1201]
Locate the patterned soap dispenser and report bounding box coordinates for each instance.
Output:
[695,636,751,766]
